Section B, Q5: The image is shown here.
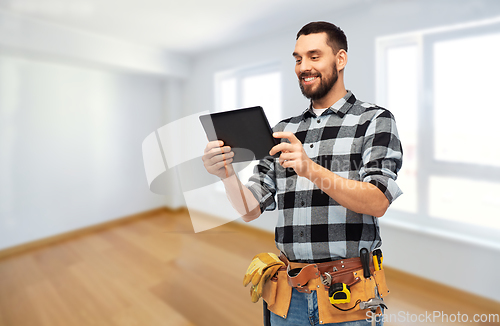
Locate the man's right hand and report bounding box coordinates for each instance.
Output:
[202,140,235,179]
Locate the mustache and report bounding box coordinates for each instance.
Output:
[299,72,321,79]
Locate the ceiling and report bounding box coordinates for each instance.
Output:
[0,0,366,54]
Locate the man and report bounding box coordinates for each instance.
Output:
[203,21,402,326]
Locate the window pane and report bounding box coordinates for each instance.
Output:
[429,176,500,230]
[385,45,418,213]
[242,72,281,127]
[216,70,282,190]
[434,33,500,166]
[240,72,281,184]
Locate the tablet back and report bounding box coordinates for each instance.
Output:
[199,106,278,163]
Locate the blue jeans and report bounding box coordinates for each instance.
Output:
[270,288,383,326]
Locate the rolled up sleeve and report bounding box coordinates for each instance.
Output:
[359,109,403,204]
[245,156,277,213]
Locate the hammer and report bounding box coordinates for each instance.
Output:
[360,298,387,326]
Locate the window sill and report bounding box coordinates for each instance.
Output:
[380,213,500,252]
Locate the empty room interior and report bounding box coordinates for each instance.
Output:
[0,0,499,325]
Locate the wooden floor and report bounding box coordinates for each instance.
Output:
[0,208,498,326]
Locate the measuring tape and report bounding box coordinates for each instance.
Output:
[329,283,351,304]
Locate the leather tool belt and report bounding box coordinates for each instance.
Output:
[279,252,374,294]
[262,252,389,324]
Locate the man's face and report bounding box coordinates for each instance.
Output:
[293,33,338,101]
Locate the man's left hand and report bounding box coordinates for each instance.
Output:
[270,132,315,178]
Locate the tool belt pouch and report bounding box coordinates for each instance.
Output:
[373,269,390,298]
[315,268,389,324]
[262,269,291,318]
[287,264,319,292]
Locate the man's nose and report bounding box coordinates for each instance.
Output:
[299,59,312,73]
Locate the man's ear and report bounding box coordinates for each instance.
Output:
[336,49,348,71]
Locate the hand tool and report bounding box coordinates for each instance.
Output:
[320,272,332,287]
[373,249,383,271]
[263,301,271,326]
[359,297,387,311]
[360,297,387,326]
[328,282,351,304]
[360,248,371,279]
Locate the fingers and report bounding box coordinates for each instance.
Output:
[203,143,232,161]
[205,148,234,165]
[202,140,235,177]
[270,132,302,156]
[212,157,234,170]
[278,152,293,164]
[208,146,232,159]
[269,142,293,156]
[215,152,234,164]
[273,132,300,144]
[278,153,295,168]
[204,140,224,153]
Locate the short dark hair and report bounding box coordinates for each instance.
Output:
[296,21,348,53]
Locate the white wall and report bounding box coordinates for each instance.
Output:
[0,12,187,250]
[162,79,188,209]
[182,0,500,302]
[0,54,169,250]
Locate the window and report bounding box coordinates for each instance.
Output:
[377,20,500,240]
[383,44,419,214]
[215,64,282,185]
[215,64,282,125]
[433,33,500,166]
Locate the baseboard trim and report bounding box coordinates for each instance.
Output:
[0,206,179,260]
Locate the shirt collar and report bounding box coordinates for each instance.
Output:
[301,90,356,120]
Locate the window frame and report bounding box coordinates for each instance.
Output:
[376,22,500,244]
[214,62,282,114]
[213,62,283,189]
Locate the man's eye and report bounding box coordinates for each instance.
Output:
[296,60,301,64]
[311,56,319,60]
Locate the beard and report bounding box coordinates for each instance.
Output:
[299,63,338,101]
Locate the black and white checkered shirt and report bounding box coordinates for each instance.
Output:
[246,90,403,262]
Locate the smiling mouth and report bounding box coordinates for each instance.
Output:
[302,76,318,85]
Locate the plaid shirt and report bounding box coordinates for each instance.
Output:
[246,90,403,262]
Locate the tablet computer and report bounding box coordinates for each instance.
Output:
[199,106,279,163]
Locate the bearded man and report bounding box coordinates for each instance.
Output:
[203,21,402,326]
